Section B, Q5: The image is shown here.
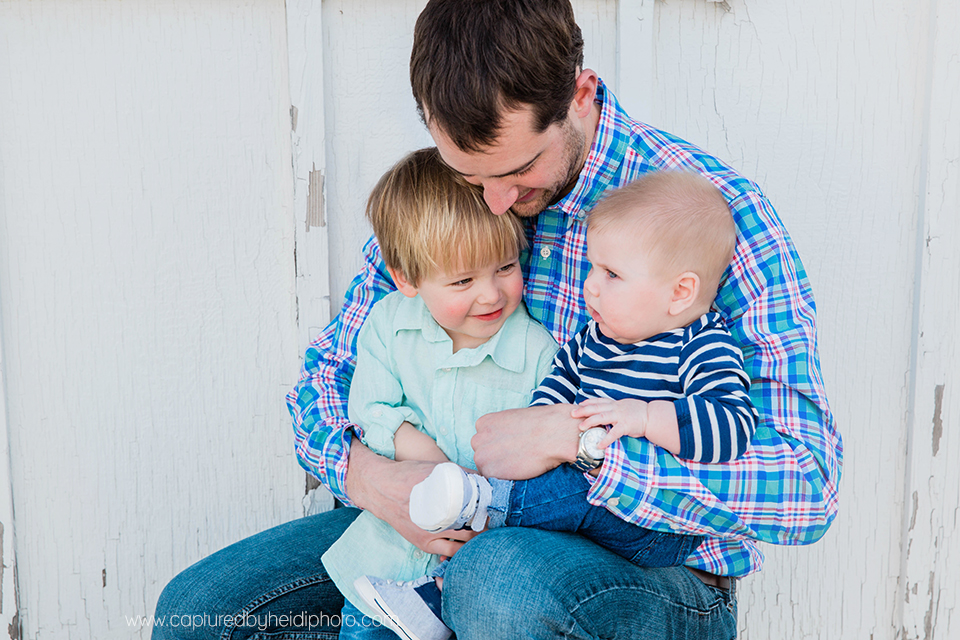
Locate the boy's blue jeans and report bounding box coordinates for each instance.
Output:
[153,507,737,640]
[488,463,703,567]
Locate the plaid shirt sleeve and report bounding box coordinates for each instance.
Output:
[285,236,395,504]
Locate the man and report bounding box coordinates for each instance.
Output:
[155,1,842,638]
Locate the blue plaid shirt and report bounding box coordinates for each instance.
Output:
[287,80,843,577]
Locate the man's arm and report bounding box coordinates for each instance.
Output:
[286,236,393,502]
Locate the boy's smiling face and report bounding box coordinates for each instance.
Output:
[393,253,524,353]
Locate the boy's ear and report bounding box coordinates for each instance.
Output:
[668,272,700,316]
[387,266,419,298]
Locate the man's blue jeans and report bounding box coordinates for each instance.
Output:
[489,463,703,567]
[153,507,737,640]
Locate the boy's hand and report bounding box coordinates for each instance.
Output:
[345,442,477,556]
[571,398,649,449]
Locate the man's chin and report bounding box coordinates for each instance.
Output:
[510,192,553,218]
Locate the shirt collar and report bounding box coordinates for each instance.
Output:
[393,295,530,373]
[549,78,630,224]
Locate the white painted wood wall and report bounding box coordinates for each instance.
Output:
[0,0,956,638]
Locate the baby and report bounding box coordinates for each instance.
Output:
[360,170,759,640]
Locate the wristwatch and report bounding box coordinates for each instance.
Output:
[572,427,606,472]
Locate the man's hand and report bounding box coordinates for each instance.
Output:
[345,441,477,557]
[472,403,580,479]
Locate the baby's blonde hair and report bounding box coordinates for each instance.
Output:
[587,171,736,301]
[367,148,527,286]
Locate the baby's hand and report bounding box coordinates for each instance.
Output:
[571,398,649,449]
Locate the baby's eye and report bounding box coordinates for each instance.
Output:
[605,270,619,280]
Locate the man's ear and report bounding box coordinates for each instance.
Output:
[387,266,419,298]
[668,272,701,316]
[571,69,599,119]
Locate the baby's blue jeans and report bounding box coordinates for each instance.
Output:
[487,463,703,567]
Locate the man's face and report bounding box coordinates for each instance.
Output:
[429,106,587,217]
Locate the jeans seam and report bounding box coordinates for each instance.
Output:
[220,572,332,640]
[570,581,729,622]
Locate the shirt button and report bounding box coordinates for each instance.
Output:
[440,428,448,435]
[606,497,619,509]
[442,367,451,372]
[539,246,551,259]
[414,551,423,559]
[372,409,382,418]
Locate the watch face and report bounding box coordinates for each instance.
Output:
[581,427,606,459]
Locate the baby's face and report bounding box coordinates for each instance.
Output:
[582,226,677,344]
[414,252,524,352]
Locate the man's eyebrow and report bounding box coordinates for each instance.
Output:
[453,152,542,179]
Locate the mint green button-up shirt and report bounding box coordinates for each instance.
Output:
[322,291,558,616]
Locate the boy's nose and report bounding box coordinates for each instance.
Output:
[583,268,600,296]
[476,279,502,304]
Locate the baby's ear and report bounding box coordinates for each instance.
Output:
[668,272,700,316]
[387,266,419,298]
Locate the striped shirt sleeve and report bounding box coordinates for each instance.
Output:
[674,317,759,463]
[531,324,587,406]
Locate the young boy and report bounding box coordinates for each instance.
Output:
[320,147,561,639]
[359,170,760,640]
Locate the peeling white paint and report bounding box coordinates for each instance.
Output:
[0,1,303,637]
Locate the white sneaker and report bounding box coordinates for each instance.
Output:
[409,462,492,533]
[353,574,451,640]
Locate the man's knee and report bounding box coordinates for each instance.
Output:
[442,527,736,640]
[442,528,583,638]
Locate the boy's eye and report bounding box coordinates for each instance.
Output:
[450,278,472,287]
[498,262,517,274]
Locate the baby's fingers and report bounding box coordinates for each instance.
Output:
[597,428,624,449]
[571,399,611,419]
[577,413,612,430]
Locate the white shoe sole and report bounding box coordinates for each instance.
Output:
[353,576,424,640]
[409,462,476,532]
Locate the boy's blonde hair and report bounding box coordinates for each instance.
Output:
[367,148,527,286]
[588,171,736,301]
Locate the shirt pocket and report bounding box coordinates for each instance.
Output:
[454,384,533,469]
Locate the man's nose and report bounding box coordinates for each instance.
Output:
[482,182,519,216]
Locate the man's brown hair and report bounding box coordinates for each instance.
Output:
[410,0,584,152]
[367,148,527,287]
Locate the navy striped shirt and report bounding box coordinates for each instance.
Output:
[532,312,758,463]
